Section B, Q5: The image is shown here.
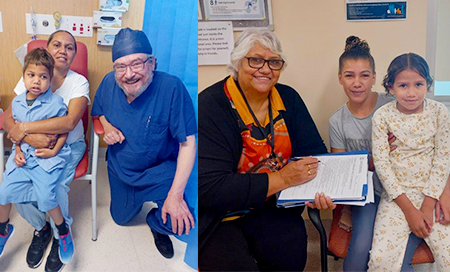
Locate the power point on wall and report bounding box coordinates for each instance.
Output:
[25,13,93,37]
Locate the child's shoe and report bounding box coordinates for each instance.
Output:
[58,226,74,264]
[0,224,14,258]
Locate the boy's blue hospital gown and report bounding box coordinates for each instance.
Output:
[91,71,197,232]
[0,90,70,212]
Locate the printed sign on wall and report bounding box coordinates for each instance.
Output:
[346,0,407,21]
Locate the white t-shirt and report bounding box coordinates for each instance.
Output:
[14,70,90,144]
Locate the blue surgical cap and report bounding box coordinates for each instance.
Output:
[112,28,153,62]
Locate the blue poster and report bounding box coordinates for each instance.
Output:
[346,0,407,21]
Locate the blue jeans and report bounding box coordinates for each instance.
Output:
[16,140,86,239]
[344,194,422,271]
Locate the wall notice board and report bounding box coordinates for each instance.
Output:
[198,0,273,30]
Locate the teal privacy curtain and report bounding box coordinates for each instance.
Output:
[142,0,198,269]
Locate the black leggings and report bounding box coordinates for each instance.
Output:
[199,199,307,271]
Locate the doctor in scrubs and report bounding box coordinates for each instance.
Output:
[91,28,197,259]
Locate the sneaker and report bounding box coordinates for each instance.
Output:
[27,223,52,268]
[151,229,174,259]
[58,226,74,264]
[0,224,14,258]
[45,238,65,272]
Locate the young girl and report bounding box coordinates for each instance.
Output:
[369,53,450,271]
[0,49,74,264]
[329,36,421,271]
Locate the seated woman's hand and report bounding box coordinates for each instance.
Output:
[25,134,58,149]
[7,121,26,144]
[279,157,319,186]
[305,192,336,210]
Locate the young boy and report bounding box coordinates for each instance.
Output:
[0,48,74,264]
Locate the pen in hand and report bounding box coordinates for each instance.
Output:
[290,157,321,163]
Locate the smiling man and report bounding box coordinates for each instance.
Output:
[91,28,197,258]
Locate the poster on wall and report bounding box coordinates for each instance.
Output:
[203,0,266,20]
[346,0,407,21]
[198,21,234,65]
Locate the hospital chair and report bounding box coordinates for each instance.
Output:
[309,205,435,272]
[327,205,434,265]
[0,39,104,241]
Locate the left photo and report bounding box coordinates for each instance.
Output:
[0,1,198,271]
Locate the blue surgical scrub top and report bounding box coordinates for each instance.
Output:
[92,71,197,198]
[6,90,70,174]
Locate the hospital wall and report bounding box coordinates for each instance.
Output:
[0,0,146,147]
[198,0,428,151]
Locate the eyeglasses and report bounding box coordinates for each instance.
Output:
[244,57,285,71]
[114,56,153,74]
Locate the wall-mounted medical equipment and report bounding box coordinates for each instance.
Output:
[26,13,93,37]
[97,27,121,46]
[99,0,129,12]
[93,11,122,28]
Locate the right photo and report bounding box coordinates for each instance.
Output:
[198,0,450,271]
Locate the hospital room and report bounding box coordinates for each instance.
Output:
[0,0,197,271]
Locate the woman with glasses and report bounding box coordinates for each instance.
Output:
[199,29,332,271]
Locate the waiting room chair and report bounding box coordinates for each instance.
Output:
[0,39,104,241]
[327,205,435,265]
[310,205,436,272]
[308,207,329,272]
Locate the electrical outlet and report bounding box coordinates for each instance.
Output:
[26,13,93,37]
[62,16,92,36]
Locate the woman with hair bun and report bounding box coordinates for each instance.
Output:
[329,36,426,271]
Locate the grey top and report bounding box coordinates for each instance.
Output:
[329,92,394,196]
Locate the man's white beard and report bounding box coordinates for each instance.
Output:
[122,70,154,98]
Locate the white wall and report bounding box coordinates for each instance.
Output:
[198,0,428,150]
[436,0,450,80]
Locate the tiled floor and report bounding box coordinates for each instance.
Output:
[0,157,195,272]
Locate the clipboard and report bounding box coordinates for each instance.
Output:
[277,150,372,207]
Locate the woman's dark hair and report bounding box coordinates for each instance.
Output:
[23,48,55,79]
[382,53,433,93]
[338,36,375,74]
[47,30,77,53]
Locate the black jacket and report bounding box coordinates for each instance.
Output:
[198,77,327,250]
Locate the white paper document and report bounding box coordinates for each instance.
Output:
[337,171,374,206]
[198,21,234,65]
[278,153,369,206]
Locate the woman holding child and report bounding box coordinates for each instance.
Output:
[331,36,450,271]
[2,30,89,272]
